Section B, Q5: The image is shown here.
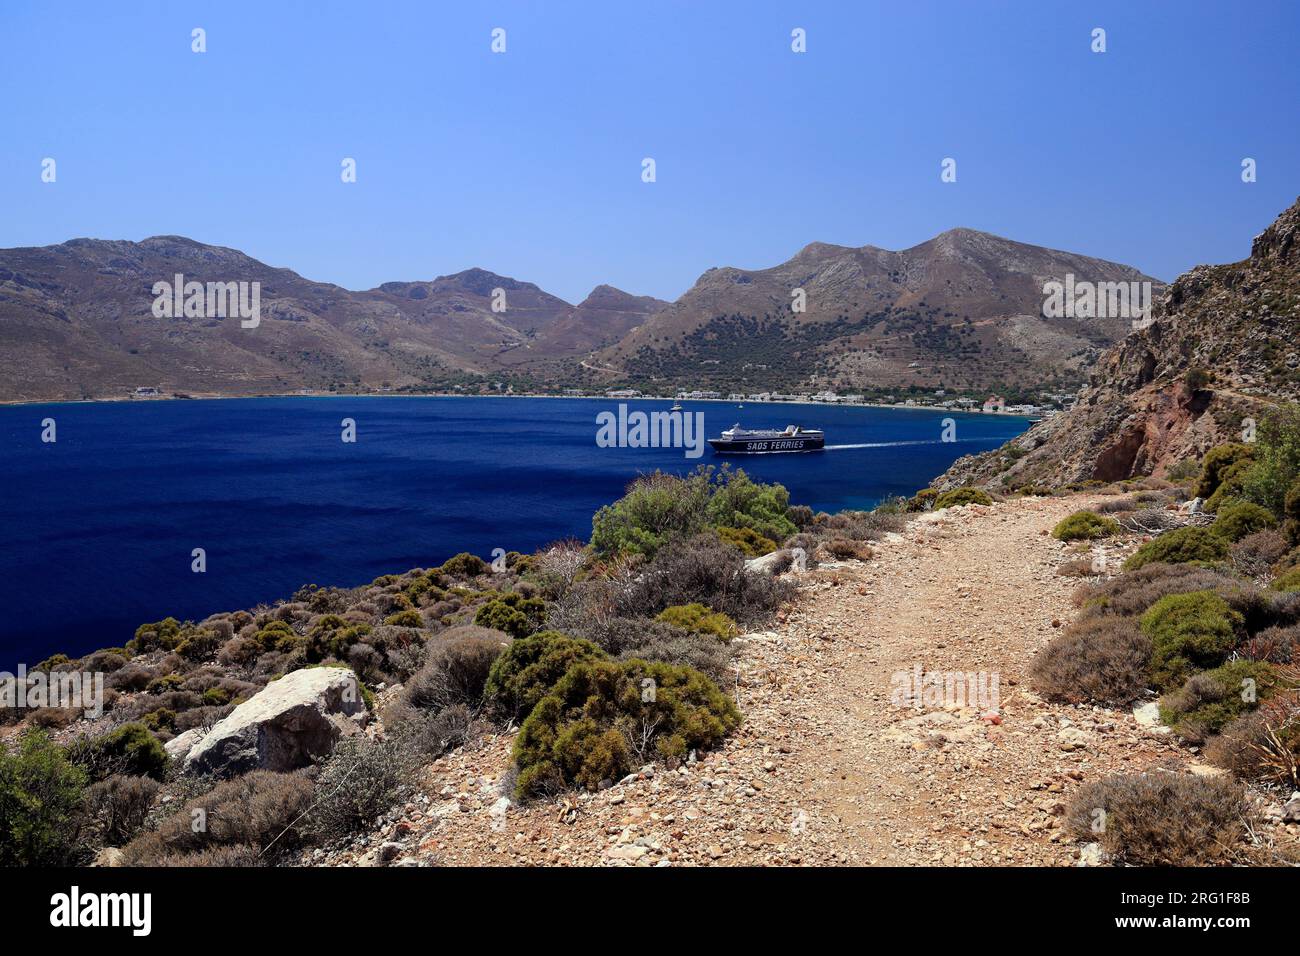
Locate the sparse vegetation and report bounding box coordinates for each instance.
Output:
[0,729,88,866]
[933,487,993,510]
[1052,510,1121,542]
[1031,616,1151,705]
[511,659,739,798]
[1067,773,1249,865]
[1123,526,1230,571]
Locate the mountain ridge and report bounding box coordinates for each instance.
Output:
[0,226,1161,402]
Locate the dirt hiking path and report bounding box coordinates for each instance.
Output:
[323,496,1201,867]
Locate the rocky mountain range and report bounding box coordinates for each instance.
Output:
[0,228,1159,403]
[938,196,1300,490]
[0,237,667,402]
[599,228,1160,394]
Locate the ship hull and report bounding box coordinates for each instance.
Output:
[708,436,824,454]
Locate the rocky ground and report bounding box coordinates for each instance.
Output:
[311,494,1300,867]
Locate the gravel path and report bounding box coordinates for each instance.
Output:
[318,495,1233,867]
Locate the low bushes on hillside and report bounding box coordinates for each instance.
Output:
[933,487,993,510]
[404,625,509,712]
[67,722,169,782]
[0,729,88,866]
[623,534,794,625]
[715,525,777,557]
[1031,616,1151,705]
[84,774,160,847]
[1196,443,1255,499]
[473,592,547,639]
[1273,566,1300,593]
[511,658,740,798]
[121,770,315,866]
[1158,659,1281,741]
[484,630,607,720]
[1139,591,1243,691]
[1123,526,1230,571]
[1212,500,1277,542]
[307,737,415,842]
[1052,510,1121,542]
[1075,562,1235,619]
[1067,773,1248,865]
[589,465,795,560]
[655,603,738,640]
[440,552,488,578]
[1205,691,1300,785]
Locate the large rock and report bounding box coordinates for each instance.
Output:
[164,727,205,763]
[183,667,368,776]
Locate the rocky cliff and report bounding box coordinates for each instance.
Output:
[937,197,1300,490]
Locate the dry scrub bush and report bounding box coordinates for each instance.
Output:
[1074,563,1235,618]
[824,538,873,561]
[403,625,508,712]
[307,737,415,842]
[121,770,315,865]
[1031,616,1151,705]
[1205,690,1300,786]
[1232,529,1292,578]
[1067,773,1249,865]
[84,774,160,847]
[623,534,794,626]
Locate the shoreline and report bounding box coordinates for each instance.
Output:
[0,390,1041,421]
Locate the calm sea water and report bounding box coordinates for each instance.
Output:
[0,397,1029,663]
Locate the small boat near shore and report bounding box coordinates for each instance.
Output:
[708,423,825,454]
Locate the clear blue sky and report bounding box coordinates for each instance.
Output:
[2,1,1297,303]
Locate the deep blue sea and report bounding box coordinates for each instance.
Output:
[0,397,1029,663]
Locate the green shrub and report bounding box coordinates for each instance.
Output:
[147,673,185,694]
[127,616,183,655]
[1123,526,1230,571]
[1196,443,1255,499]
[484,631,607,720]
[1139,591,1243,690]
[1211,500,1277,542]
[440,552,488,577]
[1239,406,1300,515]
[68,722,170,782]
[1272,566,1300,593]
[512,659,740,798]
[1052,510,1121,542]
[655,603,738,640]
[1184,367,1212,392]
[473,592,546,639]
[253,619,296,651]
[383,609,423,628]
[1066,773,1248,865]
[907,488,940,512]
[590,465,794,560]
[704,468,797,544]
[1159,659,1282,740]
[0,729,88,865]
[715,525,777,557]
[933,487,993,510]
